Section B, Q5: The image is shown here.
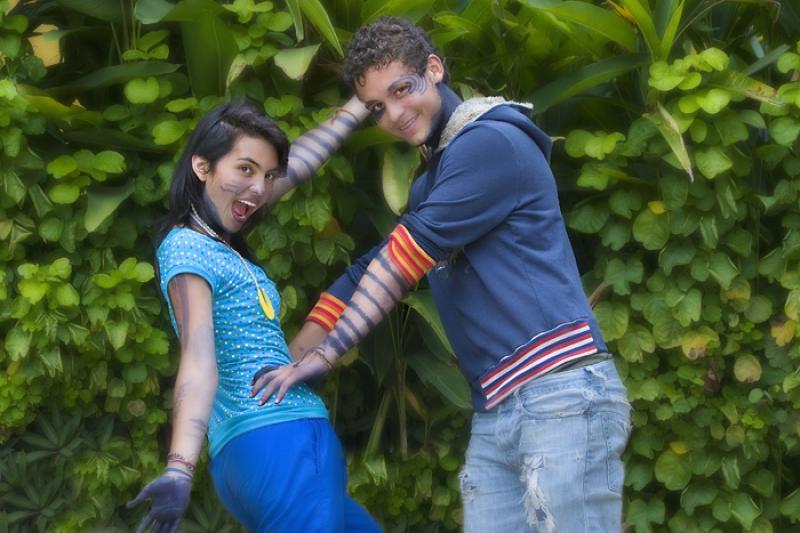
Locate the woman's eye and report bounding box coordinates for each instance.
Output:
[240,166,252,174]
[266,171,281,181]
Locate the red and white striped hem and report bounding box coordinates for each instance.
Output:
[479,320,600,410]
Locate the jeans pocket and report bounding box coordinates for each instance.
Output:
[603,413,630,494]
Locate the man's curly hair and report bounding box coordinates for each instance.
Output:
[342,16,448,88]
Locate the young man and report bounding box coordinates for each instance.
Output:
[253,16,631,532]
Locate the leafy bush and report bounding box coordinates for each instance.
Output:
[2,0,799,531]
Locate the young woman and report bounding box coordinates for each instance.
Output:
[126,99,381,533]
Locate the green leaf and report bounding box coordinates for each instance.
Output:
[5,326,32,360]
[533,54,648,114]
[594,301,629,341]
[274,45,320,80]
[299,0,343,56]
[647,102,693,180]
[93,151,125,174]
[382,147,419,215]
[626,498,665,532]
[680,481,718,515]
[47,61,179,96]
[404,290,453,354]
[85,182,135,232]
[39,218,64,242]
[659,240,695,274]
[54,283,80,307]
[105,321,129,350]
[123,363,148,384]
[708,252,739,290]
[769,117,800,146]
[173,0,238,97]
[609,189,643,219]
[679,326,719,359]
[745,295,772,324]
[620,0,660,59]
[695,146,732,179]
[781,489,800,519]
[567,202,609,234]
[46,155,77,178]
[284,0,304,41]
[124,77,160,104]
[1,169,25,205]
[674,288,702,326]
[58,0,123,22]
[406,353,471,409]
[520,0,637,51]
[654,449,692,490]
[748,469,775,498]
[48,183,80,205]
[604,257,643,295]
[305,196,331,232]
[734,354,762,383]
[313,239,335,264]
[152,119,186,145]
[731,493,760,529]
[632,209,670,250]
[617,324,655,363]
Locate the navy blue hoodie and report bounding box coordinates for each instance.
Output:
[325,89,606,411]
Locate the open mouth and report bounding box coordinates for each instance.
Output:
[232,199,256,223]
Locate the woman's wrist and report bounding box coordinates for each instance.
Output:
[166,452,196,475]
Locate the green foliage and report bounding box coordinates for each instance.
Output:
[3,0,800,531]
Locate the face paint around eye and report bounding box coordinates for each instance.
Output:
[392,73,428,95]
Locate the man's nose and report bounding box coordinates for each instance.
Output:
[384,101,403,124]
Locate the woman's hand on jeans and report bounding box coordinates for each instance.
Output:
[127,471,192,533]
[251,349,332,405]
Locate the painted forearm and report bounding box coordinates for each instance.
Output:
[319,245,410,360]
[288,320,328,362]
[168,324,218,469]
[270,96,368,202]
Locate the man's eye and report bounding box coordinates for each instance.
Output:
[395,84,410,96]
[370,104,385,119]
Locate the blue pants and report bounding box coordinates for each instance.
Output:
[460,360,632,532]
[209,418,382,533]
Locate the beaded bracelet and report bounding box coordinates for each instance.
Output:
[304,346,334,370]
[166,452,196,473]
[334,107,361,124]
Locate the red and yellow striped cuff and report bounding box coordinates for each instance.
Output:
[387,224,436,285]
[306,292,346,332]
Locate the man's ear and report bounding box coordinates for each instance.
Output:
[191,155,210,182]
[425,54,445,84]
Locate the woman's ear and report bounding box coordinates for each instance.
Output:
[425,54,445,84]
[191,155,210,182]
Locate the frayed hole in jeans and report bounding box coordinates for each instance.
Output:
[521,455,557,533]
[459,468,477,503]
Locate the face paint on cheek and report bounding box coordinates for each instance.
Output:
[220,182,248,195]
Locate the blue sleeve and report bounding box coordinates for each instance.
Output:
[326,238,387,302]
[157,232,218,299]
[400,124,534,261]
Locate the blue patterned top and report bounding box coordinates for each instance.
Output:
[157,227,327,457]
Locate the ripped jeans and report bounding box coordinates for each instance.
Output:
[460,360,631,533]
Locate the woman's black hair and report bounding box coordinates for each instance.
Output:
[155,100,289,262]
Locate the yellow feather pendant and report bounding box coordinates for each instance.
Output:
[257,287,275,320]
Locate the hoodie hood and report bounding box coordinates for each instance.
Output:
[436,97,552,162]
